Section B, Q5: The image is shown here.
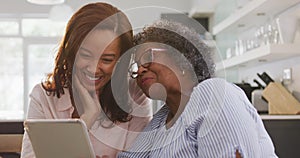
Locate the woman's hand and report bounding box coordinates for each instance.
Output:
[73,75,101,129]
[235,149,242,158]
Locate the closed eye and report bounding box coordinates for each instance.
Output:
[101,58,114,63]
[79,47,92,59]
[80,53,91,58]
[100,53,117,64]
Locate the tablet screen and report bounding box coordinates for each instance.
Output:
[24,119,96,158]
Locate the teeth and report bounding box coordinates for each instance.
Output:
[86,74,100,81]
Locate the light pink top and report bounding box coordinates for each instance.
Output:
[21,81,152,158]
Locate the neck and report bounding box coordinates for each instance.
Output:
[166,92,190,116]
[165,92,190,129]
[165,80,196,116]
[164,82,196,128]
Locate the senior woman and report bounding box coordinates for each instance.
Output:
[118,20,278,158]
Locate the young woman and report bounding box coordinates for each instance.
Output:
[21,3,151,158]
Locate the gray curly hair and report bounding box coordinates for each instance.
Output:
[133,19,215,83]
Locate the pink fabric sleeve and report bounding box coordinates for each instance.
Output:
[21,84,46,158]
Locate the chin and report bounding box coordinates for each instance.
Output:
[81,81,105,93]
[83,84,97,93]
[147,83,167,101]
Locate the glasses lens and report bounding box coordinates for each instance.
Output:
[129,62,138,78]
[131,72,138,79]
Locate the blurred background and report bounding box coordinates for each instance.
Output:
[0,0,299,119]
[1,0,300,157]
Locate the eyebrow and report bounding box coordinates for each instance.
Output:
[80,47,116,57]
[101,53,116,58]
[79,47,92,54]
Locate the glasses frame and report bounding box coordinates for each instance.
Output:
[128,48,167,79]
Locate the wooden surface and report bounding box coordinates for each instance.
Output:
[0,134,23,153]
[263,82,300,114]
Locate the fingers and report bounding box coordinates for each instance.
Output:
[72,73,101,129]
[235,149,242,158]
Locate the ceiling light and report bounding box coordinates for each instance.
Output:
[27,0,65,5]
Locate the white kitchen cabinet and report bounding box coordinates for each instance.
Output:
[213,0,300,72]
[213,0,300,35]
[216,44,300,71]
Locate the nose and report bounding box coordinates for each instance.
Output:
[87,59,101,73]
[136,64,148,77]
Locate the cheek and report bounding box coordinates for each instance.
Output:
[136,78,143,87]
[74,59,84,70]
[157,67,179,85]
[156,65,173,78]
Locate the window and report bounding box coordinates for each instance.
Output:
[0,38,23,120]
[22,19,65,37]
[0,20,19,35]
[0,18,66,120]
[27,44,57,94]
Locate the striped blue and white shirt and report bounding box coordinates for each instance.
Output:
[118,78,278,158]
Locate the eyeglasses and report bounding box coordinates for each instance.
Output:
[128,48,166,79]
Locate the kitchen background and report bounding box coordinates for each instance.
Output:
[0,0,300,119]
[0,0,300,157]
[213,0,300,97]
[0,0,299,118]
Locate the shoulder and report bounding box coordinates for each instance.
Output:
[29,83,47,99]
[189,78,246,108]
[29,83,57,100]
[30,83,71,98]
[182,78,250,126]
[193,78,237,94]
[184,78,230,117]
[29,83,72,110]
[193,78,247,99]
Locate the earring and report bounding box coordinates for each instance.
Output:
[180,65,185,76]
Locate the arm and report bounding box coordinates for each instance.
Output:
[21,84,47,158]
[191,79,264,157]
[195,96,261,157]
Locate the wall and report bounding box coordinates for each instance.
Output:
[0,0,193,32]
[214,1,300,99]
[239,56,300,98]
[238,4,300,97]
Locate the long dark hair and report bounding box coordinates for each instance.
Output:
[42,2,133,124]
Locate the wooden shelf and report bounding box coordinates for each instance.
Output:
[212,0,300,35]
[260,115,300,120]
[216,44,300,71]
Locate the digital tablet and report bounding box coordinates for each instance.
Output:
[24,119,96,158]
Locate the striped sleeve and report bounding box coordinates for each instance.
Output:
[186,78,277,158]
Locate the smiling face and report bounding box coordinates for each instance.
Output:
[75,29,120,93]
[134,43,182,100]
